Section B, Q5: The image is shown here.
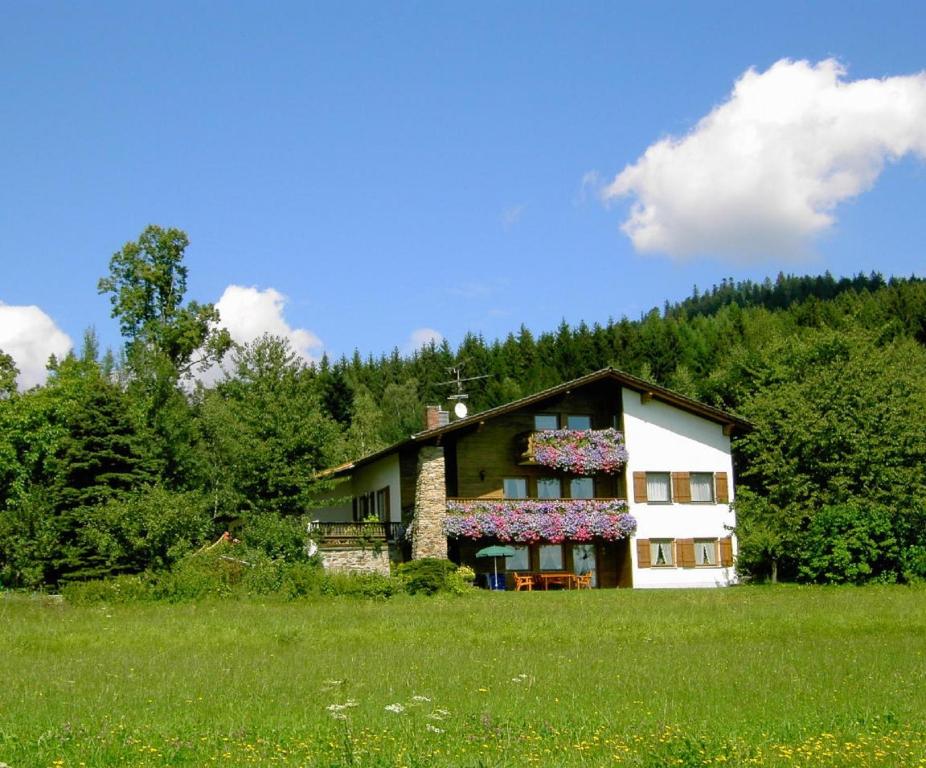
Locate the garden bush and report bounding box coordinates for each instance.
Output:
[396,558,469,595]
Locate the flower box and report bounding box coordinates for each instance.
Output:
[444,498,636,543]
[529,428,628,474]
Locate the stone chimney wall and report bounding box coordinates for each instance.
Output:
[410,445,448,560]
[425,405,441,431]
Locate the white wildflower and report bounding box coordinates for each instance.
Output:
[411,695,432,702]
[384,703,405,714]
[426,723,444,734]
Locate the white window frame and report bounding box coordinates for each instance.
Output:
[690,472,715,503]
[694,539,718,567]
[651,539,674,567]
[646,472,672,504]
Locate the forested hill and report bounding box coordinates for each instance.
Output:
[317,271,926,432]
[2,228,926,589]
[669,272,917,319]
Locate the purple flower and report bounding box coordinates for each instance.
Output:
[531,428,629,474]
[443,499,636,542]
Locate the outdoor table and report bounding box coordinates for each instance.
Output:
[537,572,577,590]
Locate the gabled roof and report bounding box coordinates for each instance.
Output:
[318,367,750,478]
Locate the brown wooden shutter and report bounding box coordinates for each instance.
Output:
[672,472,691,503]
[677,538,695,567]
[719,536,733,567]
[633,472,647,503]
[715,472,729,503]
[636,538,651,568]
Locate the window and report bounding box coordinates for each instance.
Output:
[506,545,530,571]
[539,544,564,570]
[570,477,594,499]
[375,487,390,521]
[503,478,528,499]
[646,472,671,503]
[572,543,597,587]
[537,478,561,499]
[566,414,592,430]
[534,413,559,430]
[651,540,674,566]
[695,539,718,566]
[690,473,714,503]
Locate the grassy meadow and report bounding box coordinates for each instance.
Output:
[1,586,925,767]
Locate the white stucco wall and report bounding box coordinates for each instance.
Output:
[309,454,403,523]
[622,387,737,588]
[350,454,403,523]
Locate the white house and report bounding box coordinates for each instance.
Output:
[311,368,748,588]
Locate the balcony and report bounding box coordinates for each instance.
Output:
[444,497,635,543]
[516,428,629,473]
[310,521,405,549]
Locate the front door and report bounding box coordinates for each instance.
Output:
[572,544,597,587]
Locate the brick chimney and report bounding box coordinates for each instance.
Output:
[425,405,441,431]
[425,405,449,430]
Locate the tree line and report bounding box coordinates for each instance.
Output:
[2,225,926,587]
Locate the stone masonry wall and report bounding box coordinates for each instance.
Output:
[410,446,448,560]
[321,548,391,576]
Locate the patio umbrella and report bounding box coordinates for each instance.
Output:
[475,545,517,583]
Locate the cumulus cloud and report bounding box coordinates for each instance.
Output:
[0,302,72,389]
[407,327,444,352]
[501,203,527,229]
[198,285,322,383]
[605,59,926,261]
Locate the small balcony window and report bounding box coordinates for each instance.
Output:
[537,478,561,499]
[570,477,594,499]
[503,478,528,499]
[566,414,592,430]
[534,414,559,430]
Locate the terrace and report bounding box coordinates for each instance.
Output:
[310,520,405,549]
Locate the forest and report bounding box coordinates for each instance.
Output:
[2,225,926,588]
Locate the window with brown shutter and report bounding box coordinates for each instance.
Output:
[719,536,734,567]
[672,472,691,503]
[633,472,647,503]
[677,538,695,567]
[636,538,651,568]
[715,472,729,503]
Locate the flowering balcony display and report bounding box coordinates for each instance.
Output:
[531,428,629,474]
[444,499,636,543]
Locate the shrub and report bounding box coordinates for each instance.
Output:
[798,502,897,584]
[61,573,155,605]
[396,558,460,595]
[237,512,315,562]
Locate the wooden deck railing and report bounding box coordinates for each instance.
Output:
[310,521,404,548]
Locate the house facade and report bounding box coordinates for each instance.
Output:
[312,368,748,588]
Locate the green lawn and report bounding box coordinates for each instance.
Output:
[2,586,925,767]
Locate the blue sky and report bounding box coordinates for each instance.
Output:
[2,2,925,386]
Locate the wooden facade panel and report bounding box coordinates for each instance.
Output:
[453,382,626,500]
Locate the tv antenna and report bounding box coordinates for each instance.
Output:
[436,364,490,419]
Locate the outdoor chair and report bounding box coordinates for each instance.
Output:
[513,572,534,591]
[574,573,592,589]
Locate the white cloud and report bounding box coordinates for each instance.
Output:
[407,327,444,352]
[501,203,527,229]
[199,285,322,383]
[0,302,72,389]
[605,59,926,261]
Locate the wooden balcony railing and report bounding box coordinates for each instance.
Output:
[310,521,405,548]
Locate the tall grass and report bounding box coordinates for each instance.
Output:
[1,586,925,766]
